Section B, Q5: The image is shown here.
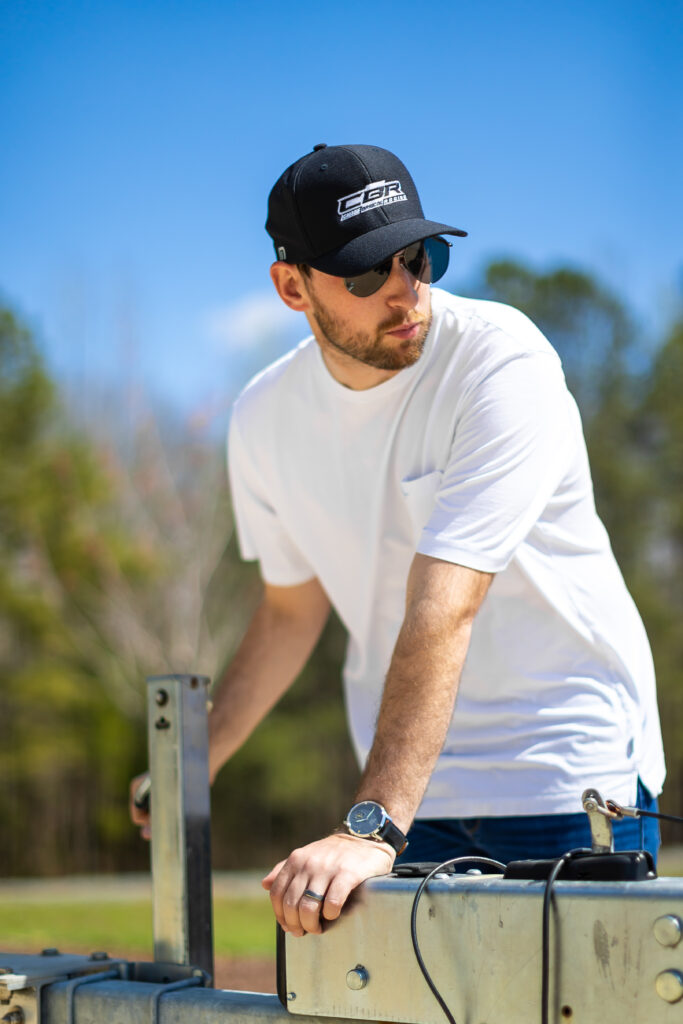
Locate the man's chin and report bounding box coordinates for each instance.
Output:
[363,340,425,371]
[371,323,430,370]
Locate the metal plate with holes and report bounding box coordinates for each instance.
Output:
[282,873,683,1024]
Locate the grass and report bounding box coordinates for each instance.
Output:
[2,846,681,960]
[0,898,276,959]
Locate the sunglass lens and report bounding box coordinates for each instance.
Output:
[402,241,427,281]
[345,258,393,298]
[422,237,450,283]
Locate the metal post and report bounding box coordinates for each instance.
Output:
[146,674,214,983]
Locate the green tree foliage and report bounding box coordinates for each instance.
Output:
[638,318,683,794]
[0,310,153,873]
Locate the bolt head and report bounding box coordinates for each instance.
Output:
[655,969,683,1003]
[155,689,168,706]
[654,914,682,947]
[346,965,369,990]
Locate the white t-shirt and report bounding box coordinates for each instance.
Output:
[228,288,665,817]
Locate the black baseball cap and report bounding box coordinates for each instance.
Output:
[266,143,467,277]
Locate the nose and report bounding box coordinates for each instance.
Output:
[384,254,420,309]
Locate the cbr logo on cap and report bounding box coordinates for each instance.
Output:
[337,180,407,222]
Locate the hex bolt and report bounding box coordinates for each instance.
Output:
[655,969,683,1003]
[653,914,682,948]
[346,965,369,990]
[40,948,59,956]
[155,689,169,706]
[89,951,108,961]
[286,992,297,1002]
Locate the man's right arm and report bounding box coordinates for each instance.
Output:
[130,576,331,837]
[207,576,331,782]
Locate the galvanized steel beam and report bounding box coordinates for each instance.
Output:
[41,980,341,1024]
[146,674,213,981]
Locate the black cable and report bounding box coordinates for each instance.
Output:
[541,849,591,1024]
[606,801,683,826]
[634,808,683,824]
[410,855,505,1024]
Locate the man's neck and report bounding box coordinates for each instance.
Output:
[317,342,400,390]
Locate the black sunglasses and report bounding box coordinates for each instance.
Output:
[343,236,452,298]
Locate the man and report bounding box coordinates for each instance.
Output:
[131,143,665,939]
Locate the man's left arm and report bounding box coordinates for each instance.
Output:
[263,553,493,936]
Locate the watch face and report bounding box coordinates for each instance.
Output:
[347,801,385,836]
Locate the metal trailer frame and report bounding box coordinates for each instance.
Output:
[2,674,682,1024]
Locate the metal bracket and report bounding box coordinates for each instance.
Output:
[581,787,615,853]
[148,976,204,1024]
[65,970,120,1024]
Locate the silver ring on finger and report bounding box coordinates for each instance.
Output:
[303,888,325,902]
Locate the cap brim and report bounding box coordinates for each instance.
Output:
[308,219,467,276]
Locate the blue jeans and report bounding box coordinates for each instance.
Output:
[397,779,660,866]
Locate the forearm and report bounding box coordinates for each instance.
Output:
[356,555,493,831]
[208,578,330,782]
[355,616,472,832]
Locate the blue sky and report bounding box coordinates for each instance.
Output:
[1,0,681,422]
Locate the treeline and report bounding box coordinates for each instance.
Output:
[0,261,681,877]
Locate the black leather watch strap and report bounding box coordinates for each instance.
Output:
[379,816,408,855]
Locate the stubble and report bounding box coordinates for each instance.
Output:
[307,291,432,372]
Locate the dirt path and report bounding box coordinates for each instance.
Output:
[214,956,276,992]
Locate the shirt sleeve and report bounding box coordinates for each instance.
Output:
[417,351,575,573]
[227,409,316,586]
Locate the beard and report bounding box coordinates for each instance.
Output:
[307,291,432,372]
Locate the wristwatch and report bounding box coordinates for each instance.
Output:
[343,800,408,855]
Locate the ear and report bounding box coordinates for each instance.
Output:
[270,263,310,312]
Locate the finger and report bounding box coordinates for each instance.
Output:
[266,861,299,933]
[322,870,357,922]
[298,879,327,934]
[261,860,286,891]
[269,856,312,937]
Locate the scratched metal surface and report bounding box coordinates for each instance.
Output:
[284,873,683,1023]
